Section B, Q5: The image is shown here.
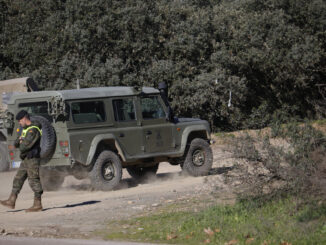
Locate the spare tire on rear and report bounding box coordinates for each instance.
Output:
[30,116,56,159]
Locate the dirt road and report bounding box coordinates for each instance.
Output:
[0,236,157,245]
[0,145,234,239]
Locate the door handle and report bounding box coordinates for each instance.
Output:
[146,131,152,135]
[119,133,125,137]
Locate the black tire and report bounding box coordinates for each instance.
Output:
[89,150,122,191]
[169,158,184,166]
[40,168,65,191]
[126,164,159,181]
[182,138,213,176]
[30,116,56,159]
[0,142,9,172]
[26,77,39,92]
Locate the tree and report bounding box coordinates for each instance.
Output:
[1,0,325,130]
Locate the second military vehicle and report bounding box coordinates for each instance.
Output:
[0,77,39,172]
[2,83,213,190]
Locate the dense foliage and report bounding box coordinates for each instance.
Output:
[0,0,325,130]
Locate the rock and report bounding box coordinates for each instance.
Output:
[132,205,146,210]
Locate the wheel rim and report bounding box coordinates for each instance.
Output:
[102,161,115,181]
[192,149,205,167]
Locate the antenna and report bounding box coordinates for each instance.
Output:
[76,79,80,90]
[228,91,232,107]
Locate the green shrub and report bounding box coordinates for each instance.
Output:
[227,119,326,202]
[1,0,325,130]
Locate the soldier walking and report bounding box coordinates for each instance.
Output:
[0,110,43,212]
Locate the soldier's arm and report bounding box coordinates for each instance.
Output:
[19,128,40,153]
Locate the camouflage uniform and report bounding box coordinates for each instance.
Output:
[12,123,43,198]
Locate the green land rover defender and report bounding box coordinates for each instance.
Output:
[2,83,213,191]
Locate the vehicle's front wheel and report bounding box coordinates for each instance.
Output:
[126,164,159,181]
[182,138,213,176]
[89,150,122,191]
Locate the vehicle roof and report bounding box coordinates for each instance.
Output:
[7,86,160,104]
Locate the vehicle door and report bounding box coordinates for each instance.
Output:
[68,99,109,164]
[111,96,144,157]
[139,95,174,153]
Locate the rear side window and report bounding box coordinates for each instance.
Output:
[71,101,106,124]
[112,98,136,121]
[19,102,51,121]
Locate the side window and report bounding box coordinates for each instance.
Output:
[19,102,52,121]
[112,98,136,121]
[141,96,166,120]
[71,101,106,124]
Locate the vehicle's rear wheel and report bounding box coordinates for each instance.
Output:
[40,168,65,191]
[182,138,213,176]
[169,157,184,166]
[126,164,159,181]
[89,150,122,191]
[0,142,9,172]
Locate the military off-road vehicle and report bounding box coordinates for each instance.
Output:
[0,77,39,172]
[2,83,213,190]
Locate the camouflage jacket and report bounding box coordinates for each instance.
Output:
[14,121,42,160]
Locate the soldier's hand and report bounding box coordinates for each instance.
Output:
[14,138,20,148]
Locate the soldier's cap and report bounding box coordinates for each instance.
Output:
[16,110,29,120]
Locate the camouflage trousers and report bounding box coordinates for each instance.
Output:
[12,158,43,198]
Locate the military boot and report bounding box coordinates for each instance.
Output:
[0,193,17,209]
[25,197,43,212]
